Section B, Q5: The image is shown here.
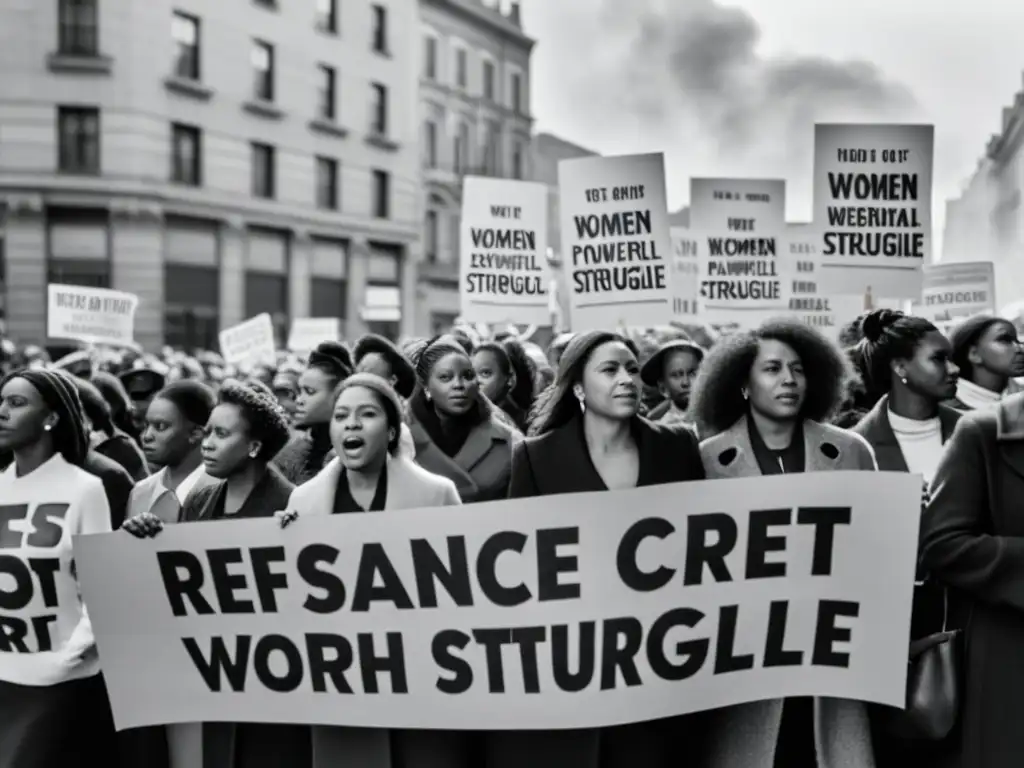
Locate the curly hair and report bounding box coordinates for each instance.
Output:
[688,317,853,437]
[217,379,291,461]
[856,309,938,401]
[527,330,638,436]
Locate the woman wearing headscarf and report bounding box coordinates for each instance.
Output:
[0,369,116,767]
[690,317,877,768]
[74,375,150,481]
[125,379,298,768]
[406,335,521,503]
[274,341,352,485]
[849,309,962,767]
[277,372,461,768]
[482,330,705,768]
[472,341,529,432]
[945,313,1024,411]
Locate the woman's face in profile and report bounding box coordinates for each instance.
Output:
[0,378,49,453]
[578,341,641,420]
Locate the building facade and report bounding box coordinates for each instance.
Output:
[415,0,534,334]
[943,81,1024,310]
[0,0,421,351]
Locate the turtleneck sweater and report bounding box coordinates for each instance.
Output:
[888,407,944,485]
[955,378,1003,411]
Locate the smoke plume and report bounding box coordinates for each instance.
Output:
[608,0,918,155]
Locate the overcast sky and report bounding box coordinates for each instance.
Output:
[520,0,1024,253]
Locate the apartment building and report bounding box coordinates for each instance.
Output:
[415,0,534,333]
[0,0,421,350]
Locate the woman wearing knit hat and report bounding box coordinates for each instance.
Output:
[0,369,117,766]
[406,335,521,503]
[946,313,1024,411]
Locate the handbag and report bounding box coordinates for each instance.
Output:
[880,583,961,741]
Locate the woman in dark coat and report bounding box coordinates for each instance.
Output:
[850,309,962,767]
[125,379,298,768]
[921,390,1024,768]
[481,329,705,768]
[406,335,521,503]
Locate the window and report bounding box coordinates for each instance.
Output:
[316,156,338,210]
[251,142,275,199]
[371,5,388,54]
[251,39,274,101]
[310,239,347,320]
[57,106,100,174]
[511,72,522,113]
[369,83,388,135]
[423,121,437,168]
[512,141,524,180]
[456,48,467,89]
[58,0,98,56]
[316,0,337,32]
[454,122,470,173]
[171,123,201,185]
[371,170,389,218]
[48,209,110,290]
[317,64,335,120]
[482,60,495,101]
[171,12,200,80]
[165,218,219,351]
[423,36,437,80]
[425,210,439,263]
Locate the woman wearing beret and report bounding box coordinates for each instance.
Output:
[944,313,1024,411]
[639,339,704,431]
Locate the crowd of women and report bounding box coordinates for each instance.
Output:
[2,307,1023,768]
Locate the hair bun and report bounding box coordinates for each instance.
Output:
[860,309,902,343]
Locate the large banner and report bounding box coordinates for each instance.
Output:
[75,473,920,732]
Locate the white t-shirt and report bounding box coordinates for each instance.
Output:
[0,453,111,686]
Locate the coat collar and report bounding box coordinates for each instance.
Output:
[706,417,846,478]
[195,464,291,521]
[407,405,513,477]
[997,391,1024,442]
[292,454,435,512]
[859,395,960,445]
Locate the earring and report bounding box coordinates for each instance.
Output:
[741,389,749,401]
[43,424,52,432]
[575,391,585,413]
[249,450,258,459]
[900,376,908,385]
[425,391,432,401]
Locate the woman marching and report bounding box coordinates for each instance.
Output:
[277,372,460,768]
[850,309,963,766]
[0,369,116,767]
[406,335,521,502]
[124,380,300,768]
[689,317,877,768]
[275,341,352,485]
[484,329,705,768]
[944,313,1024,411]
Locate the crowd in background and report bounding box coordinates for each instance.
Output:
[2,307,1023,767]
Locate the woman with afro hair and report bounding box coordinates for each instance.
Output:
[125,379,302,768]
[689,317,878,768]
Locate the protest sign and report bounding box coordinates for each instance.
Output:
[558,153,673,329]
[46,284,138,346]
[813,124,934,298]
[459,177,550,325]
[786,225,864,339]
[690,179,790,325]
[76,472,920,732]
[913,262,995,324]
[219,313,276,366]
[670,228,700,320]
[288,318,340,353]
